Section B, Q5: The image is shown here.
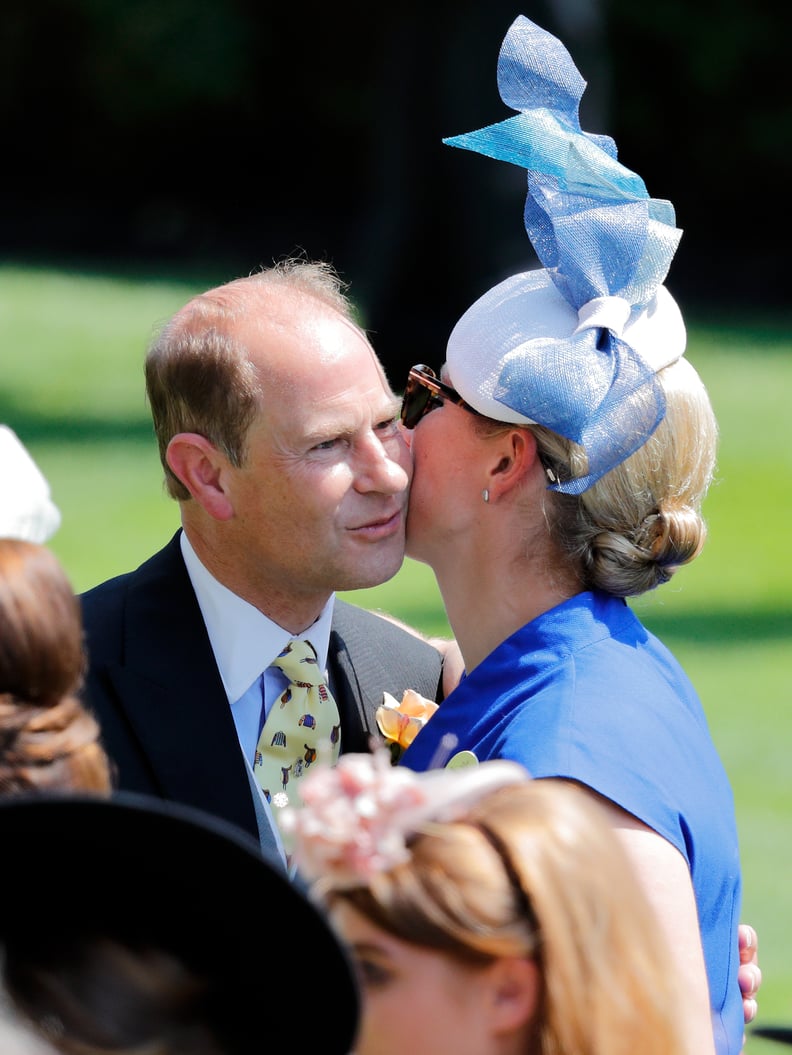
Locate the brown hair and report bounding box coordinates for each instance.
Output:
[145,257,359,500]
[0,540,111,794]
[4,941,228,1055]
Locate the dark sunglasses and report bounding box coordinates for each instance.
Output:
[400,364,483,430]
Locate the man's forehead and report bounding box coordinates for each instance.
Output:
[241,299,380,368]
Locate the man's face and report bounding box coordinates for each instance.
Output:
[225,303,411,623]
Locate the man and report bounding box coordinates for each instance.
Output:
[79,258,446,862]
[79,258,763,1027]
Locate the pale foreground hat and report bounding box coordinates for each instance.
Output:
[444,15,687,494]
[0,426,61,541]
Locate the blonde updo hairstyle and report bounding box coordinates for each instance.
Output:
[473,356,718,598]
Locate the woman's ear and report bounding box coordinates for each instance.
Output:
[166,433,234,521]
[486,428,542,500]
[485,956,541,1036]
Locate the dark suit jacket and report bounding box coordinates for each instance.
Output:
[79,531,444,844]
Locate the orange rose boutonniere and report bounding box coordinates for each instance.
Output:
[375,689,439,763]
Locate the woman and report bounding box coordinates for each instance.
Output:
[283,750,697,1055]
[395,15,743,1055]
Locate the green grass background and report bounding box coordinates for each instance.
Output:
[2,262,791,1051]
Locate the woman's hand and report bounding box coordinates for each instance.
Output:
[738,923,761,1024]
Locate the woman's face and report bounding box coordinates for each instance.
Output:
[403,367,488,567]
[332,901,509,1055]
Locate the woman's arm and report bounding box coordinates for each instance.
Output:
[588,795,717,1055]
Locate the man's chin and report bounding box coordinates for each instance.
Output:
[342,548,405,592]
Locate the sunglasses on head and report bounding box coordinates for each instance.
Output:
[400,364,483,430]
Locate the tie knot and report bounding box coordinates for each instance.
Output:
[271,639,322,686]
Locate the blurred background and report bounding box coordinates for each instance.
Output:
[1,1,791,1049]
[1,0,790,373]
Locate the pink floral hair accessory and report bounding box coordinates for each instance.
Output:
[278,748,528,888]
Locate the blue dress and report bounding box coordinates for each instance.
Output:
[402,589,743,1054]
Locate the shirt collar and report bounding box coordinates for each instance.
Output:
[179,531,334,703]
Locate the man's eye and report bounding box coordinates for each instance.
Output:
[375,417,401,436]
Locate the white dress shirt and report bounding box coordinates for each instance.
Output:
[180,531,334,865]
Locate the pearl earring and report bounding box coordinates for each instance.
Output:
[482,488,490,503]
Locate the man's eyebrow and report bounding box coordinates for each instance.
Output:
[380,395,402,419]
[301,422,348,446]
[301,396,401,445]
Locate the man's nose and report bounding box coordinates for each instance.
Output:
[354,433,411,494]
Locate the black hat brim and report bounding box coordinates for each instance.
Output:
[0,791,359,1053]
[750,1027,792,1046]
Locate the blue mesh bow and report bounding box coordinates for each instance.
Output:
[444,16,683,493]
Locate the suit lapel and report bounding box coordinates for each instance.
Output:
[328,599,445,757]
[110,534,259,838]
[328,616,378,753]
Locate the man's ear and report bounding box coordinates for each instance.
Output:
[166,433,234,521]
[485,956,541,1036]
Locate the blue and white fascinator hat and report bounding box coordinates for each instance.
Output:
[0,425,61,542]
[445,15,686,494]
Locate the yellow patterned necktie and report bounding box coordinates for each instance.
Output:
[253,639,341,814]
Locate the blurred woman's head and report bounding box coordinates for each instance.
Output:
[0,539,112,794]
[283,754,694,1055]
